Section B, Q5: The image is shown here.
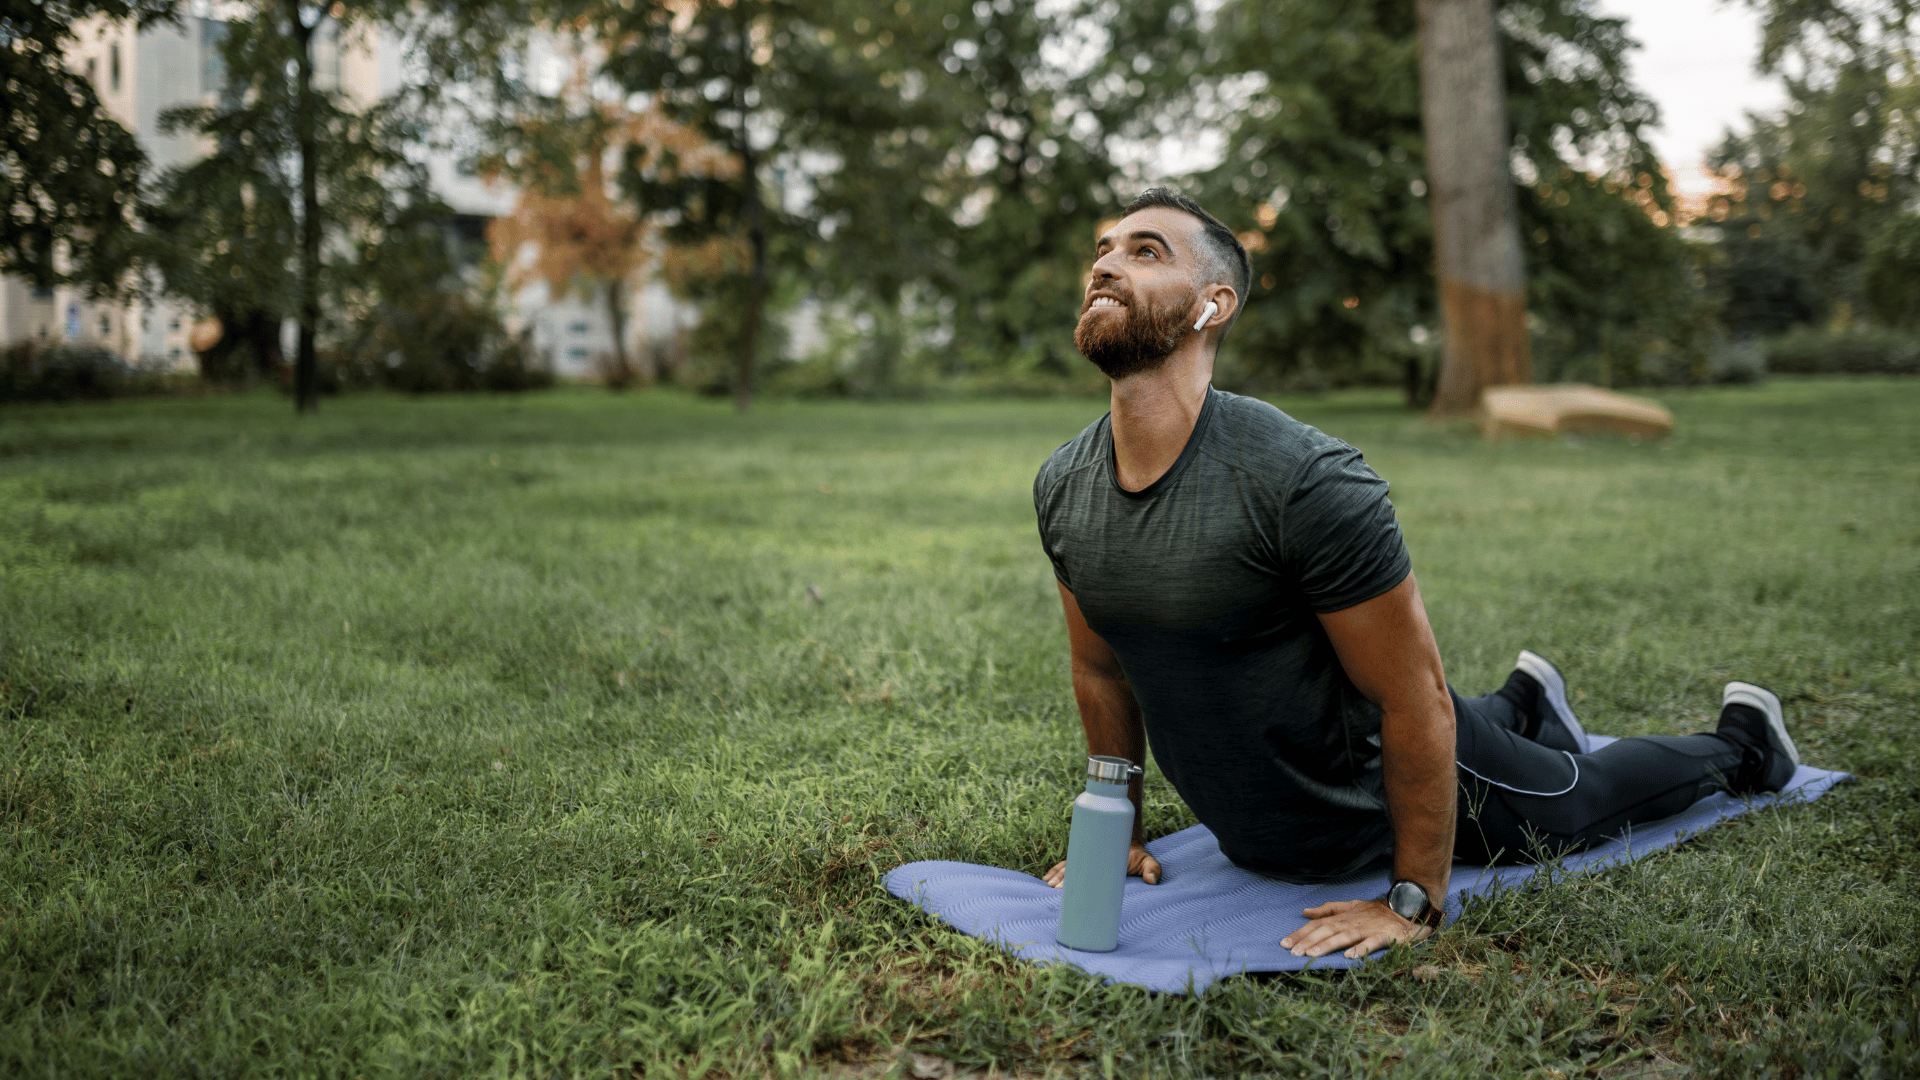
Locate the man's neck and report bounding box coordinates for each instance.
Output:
[1108,345,1214,492]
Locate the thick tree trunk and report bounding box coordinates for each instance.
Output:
[1417,0,1532,417]
[291,0,321,414]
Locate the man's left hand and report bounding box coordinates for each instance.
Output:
[1281,899,1432,959]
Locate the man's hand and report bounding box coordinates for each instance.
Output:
[1280,898,1431,959]
[1043,842,1162,888]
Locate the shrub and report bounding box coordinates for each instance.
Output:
[347,287,554,393]
[0,342,180,402]
[1764,325,1920,376]
[1865,213,1920,330]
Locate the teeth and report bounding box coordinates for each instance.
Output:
[1090,297,1122,308]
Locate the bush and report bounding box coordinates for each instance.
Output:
[344,288,554,394]
[0,342,181,402]
[1865,213,1920,330]
[1763,325,1920,376]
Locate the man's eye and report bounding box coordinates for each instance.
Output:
[1139,247,1157,258]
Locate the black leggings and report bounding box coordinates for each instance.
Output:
[1450,687,1743,865]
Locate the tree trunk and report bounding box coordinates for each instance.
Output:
[290,0,321,414]
[605,276,630,373]
[1417,0,1532,417]
[735,139,766,415]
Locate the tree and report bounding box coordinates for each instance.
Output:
[1865,212,1920,328]
[484,47,734,387]
[141,13,298,382]
[1418,0,1531,414]
[1700,0,1918,334]
[146,0,547,411]
[897,0,1203,380]
[0,0,177,293]
[1194,0,1703,399]
[598,0,1206,400]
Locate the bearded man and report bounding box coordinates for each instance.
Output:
[1033,187,1802,959]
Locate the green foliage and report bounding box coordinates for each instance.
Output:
[0,341,180,402]
[144,3,545,393]
[0,0,176,294]
[1703,1,1918,334]
[597,0,1201,393]
[1865,212,1920,328]
[1764,323,1920,374]
[1,383,1917,1075]
[1192,0,1714,392]
[898,0,1201,378]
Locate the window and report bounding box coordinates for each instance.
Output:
[110,44,120,91]
[568,322,591,335]
[567,347,590,360]
[31,285,53,300]
[169,318,181,331]
[85,57,97,83]
[99,314,111,336]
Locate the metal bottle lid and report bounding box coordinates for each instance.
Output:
[1085,755,1143,783]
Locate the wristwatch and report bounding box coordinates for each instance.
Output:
[1386,879,1444,928]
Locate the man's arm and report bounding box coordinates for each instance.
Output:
[1042,581,1163,887]
[1280,572,1456,958]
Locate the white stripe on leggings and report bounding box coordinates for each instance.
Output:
[1458,752,1581,798]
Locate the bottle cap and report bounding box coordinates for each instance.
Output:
[1085,755,1143,783]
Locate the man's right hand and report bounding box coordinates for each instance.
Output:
[1043,842,1162,888]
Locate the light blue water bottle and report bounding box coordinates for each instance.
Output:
[1055,755,1142,953]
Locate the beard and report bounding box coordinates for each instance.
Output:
[1073,286,1193,380]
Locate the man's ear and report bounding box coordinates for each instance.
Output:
[1196,284,1240,332]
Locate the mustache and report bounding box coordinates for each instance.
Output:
[1080,285,1134,315]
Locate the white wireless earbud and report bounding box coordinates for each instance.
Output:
[1193,300,1218,331]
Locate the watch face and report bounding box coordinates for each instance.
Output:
[1388,880,1429,920]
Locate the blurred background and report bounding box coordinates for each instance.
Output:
[4,0,1917,410]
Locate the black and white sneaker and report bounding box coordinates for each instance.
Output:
[1498,650,1591,755]
[1718,681,1800,793]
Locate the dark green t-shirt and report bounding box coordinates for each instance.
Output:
[1034,387,1412,882]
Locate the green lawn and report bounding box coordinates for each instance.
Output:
[2,379,1915,1078]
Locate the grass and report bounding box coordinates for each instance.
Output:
[1,378,1915,1079]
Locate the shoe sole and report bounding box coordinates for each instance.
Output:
[1515,650,1590,754]
[1724,681,1799,768]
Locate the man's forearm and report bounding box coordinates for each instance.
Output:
[1380,693,1457,900]
[1070,665,1148,841]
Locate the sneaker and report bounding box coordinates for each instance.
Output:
[1500,650,1590,755]
[1719,682,1799,793]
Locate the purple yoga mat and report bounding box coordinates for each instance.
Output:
[885,740,1847,994]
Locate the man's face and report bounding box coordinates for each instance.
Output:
[1074,207,1205,380]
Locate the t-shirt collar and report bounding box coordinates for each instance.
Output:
[1106,385,1218,501]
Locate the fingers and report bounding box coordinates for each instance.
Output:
[1048,848,1163,888]
[1127,845,1162,885]
[1280,900,1430,959]
[1342,932,1394,960]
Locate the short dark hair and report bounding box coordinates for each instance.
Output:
[1121,186,1252,334]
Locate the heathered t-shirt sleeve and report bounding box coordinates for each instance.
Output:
[1033,451,1073,591]
[1280,441,1412,613]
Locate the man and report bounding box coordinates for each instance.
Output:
[1034,187,1801,960]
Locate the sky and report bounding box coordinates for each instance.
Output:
[1592,0,1789,192]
